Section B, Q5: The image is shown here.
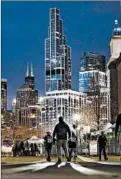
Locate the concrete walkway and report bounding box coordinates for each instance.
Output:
[78,156,121,166]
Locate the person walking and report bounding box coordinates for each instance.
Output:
[30,143,38,156]
[53,116,71,163]
[68,125,78,163]
[115,113,121,163]
[115,113,121,137]
[24,140,30,156]
[44,132,53,162]
[98,131,108,161]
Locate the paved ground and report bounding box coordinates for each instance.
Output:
[2,160,121,179]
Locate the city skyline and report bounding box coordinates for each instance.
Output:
[1,1,120,109]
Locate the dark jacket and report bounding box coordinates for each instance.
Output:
[98,135,107,147]
[53,121,71,140]
[115,113,121,137]
[68,132,77,149]
[44,135,52,148]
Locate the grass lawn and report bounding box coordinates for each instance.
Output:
[1,156,45,164]
[2,155,83,164]
[91,156,121,162]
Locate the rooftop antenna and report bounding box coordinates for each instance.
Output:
[26,62,29,77]
[30,62,34,77]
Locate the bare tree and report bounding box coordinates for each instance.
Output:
[2,126,42,144]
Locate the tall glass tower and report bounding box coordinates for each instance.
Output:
[45,8,71,93]
[79,52,106,94]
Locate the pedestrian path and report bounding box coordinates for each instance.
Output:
[78,156,121,166]
[2,161,119,176]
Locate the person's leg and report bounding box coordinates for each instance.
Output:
[69,148,73,161]
[62,140,70,161]
[48,147,51,161]
[46,148,50,161]
[74,148,77,162]
[99,146,102,161]
[57,140,62,162]
[103,146,108,160]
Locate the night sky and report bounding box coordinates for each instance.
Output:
[1,1,120,109]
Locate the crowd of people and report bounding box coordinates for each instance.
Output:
[12,140,39,156]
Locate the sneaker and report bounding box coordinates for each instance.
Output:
[47,157,51,162]
[57,158,61,163]
[67,157,71,162]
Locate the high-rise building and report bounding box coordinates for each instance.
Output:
[16,63,38,126]
[39,90,87,134]
[107,20,121,123]
[80,52,106,72]
[45,8,71,93]
[1,78,7,112]
[1,78,7,126]
[79,52,106,94]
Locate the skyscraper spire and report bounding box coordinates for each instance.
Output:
[26,62,29,77]
[30,62,34,77]
[112,19,121,36]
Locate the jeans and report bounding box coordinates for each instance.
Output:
[46,148,52,159]
[69,148,77,160]
[57,139,69,159]
[99,146,107,160]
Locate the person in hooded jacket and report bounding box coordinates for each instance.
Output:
[98,131,108,161]
[53,116,71,163]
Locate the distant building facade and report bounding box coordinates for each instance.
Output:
[100,88,110,128]
[20,105,40,128]
[16,64,39,127]
[1,78,7,126]
[108,53,121,123]
[1,78,7,112]
[39,90,87,133]
[107,20,121,123]
[79,52,106,94]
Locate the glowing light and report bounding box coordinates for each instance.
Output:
[38,96,44,103]
[73,114,80,122]
[12,99,16,104]
[57,114,61,118]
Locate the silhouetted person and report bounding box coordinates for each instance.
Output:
[98,131,108,161]
[53,116,71,163]
[19,141,24,156]
[115,113,121,138]
[30,143,37,156]
[24,140,30,156]
[68,125,78,163]
[44,132,52,162]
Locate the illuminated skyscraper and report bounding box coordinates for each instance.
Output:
[45,8,71,93]
[1,78,7,125]
[16,63,38,127]
[79,52,106,94]
[1,78,7,112]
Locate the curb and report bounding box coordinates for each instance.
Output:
[78,156,121,166]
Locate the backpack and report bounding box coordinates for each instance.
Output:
[58,124,67,136]
[70,132,77,143]
[47,136,52,144]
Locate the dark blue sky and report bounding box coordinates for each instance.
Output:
[1,1,120,109]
